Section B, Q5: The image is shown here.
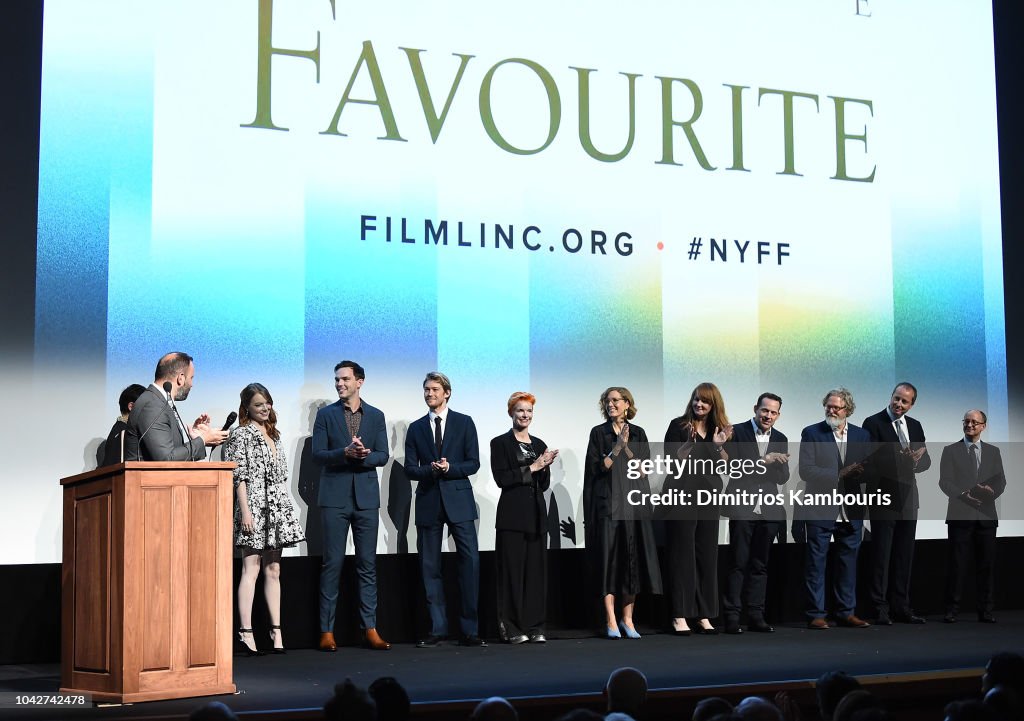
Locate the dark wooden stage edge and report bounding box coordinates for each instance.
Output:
[6,539,1024,665]
[0,612,1019,720]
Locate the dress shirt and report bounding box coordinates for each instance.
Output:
[428,408,449,441]
[751,418,771,457]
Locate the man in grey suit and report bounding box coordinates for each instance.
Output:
[939,409,1006,623]
[126,352,228,461]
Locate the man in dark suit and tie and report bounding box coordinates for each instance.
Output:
[862,382,931,625]
[722,392,790,634]
[798,387,873,629]
[939,409,1006,623]
[313,360,391,651]
[126,351,228,461]
[404,371,484,647]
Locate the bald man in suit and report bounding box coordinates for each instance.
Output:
[939,409,1006,623]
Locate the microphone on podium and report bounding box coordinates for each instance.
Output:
[221,412,238,432]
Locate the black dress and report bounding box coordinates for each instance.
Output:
[491,430,550,639]
[664,419,722,618]
[582,422,663,601]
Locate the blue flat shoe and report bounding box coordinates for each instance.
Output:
[605,625,621,639]
[618,621,641,639]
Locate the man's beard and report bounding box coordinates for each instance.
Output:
[175,387,191,402]
[825,415,843,431]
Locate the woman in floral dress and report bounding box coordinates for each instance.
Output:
[224,383,305,655]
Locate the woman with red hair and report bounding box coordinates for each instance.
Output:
[490,391,559,644]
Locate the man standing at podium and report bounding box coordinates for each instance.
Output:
[127,352,228,461]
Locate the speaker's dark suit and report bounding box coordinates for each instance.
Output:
[939,440,1006,615]
[405,410,481,637]
[312,399,389,632]
[722,420,790,624]
[126,385,207,461]
[798,420,872,620]
[862,409,931,618]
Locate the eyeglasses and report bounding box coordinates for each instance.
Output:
[963,420,985,427]
[824,405,846,412]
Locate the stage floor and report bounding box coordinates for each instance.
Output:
[3,613,1021,720]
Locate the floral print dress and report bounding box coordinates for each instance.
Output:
[224,424,305,550]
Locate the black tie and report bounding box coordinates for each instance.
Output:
[434,416,443,455]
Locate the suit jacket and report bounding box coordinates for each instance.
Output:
[99,419,130,467]
[862,409,931,519]
[126,385,207,461]
[797,420,872,522]
[663,418,724,520]
[490,430,550,533]
[939,440,1005,527]
[405,409,480,525]
[725,420,790,521]
[312,399,389,510]
[583,421,652,524]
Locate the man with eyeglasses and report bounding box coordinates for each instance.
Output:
[862,382,931,625]
[797,388,873,629]
[938,410,1005,623]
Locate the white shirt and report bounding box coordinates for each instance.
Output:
[887,408,910,448]
[428,407,449,440]
[750,418,771,457]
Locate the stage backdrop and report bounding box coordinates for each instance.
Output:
[8,0,1014,564]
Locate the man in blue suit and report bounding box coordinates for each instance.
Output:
[798,387,873,630]
[313,360,391,651]
[404,371,484,647]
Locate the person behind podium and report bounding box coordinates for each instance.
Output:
[126,352,228,460]
[583,387,662,639]
[99,383,146,467]
[490,391,558,644]
[224,383,305,655]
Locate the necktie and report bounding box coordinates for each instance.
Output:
[969,443,980,481]
[895,419,909,450]
[434,416,443,455]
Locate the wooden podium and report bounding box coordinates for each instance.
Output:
[60,462,237,703]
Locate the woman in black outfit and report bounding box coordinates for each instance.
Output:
[583,387,663,639]
[664,382,732,635]
[490,391,559,644]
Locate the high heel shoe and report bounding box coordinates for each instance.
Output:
[694,619,719,635]
[605,625,622,639]
[618,621,641,639]
[269,625,286,654]
[671,618,692,636]
[238,628,265,657]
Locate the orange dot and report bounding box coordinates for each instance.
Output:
[657,241,664,250]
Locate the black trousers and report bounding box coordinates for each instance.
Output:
[867,518,917,615]
[495,529,547,638]
[666,519,719,618]
[723,519,783,622]
[945,522,997,614]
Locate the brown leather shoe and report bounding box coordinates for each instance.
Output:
[807,618,830,630]
[836,615,871,628]
[319,632,337,652]
[365,628,391,650]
